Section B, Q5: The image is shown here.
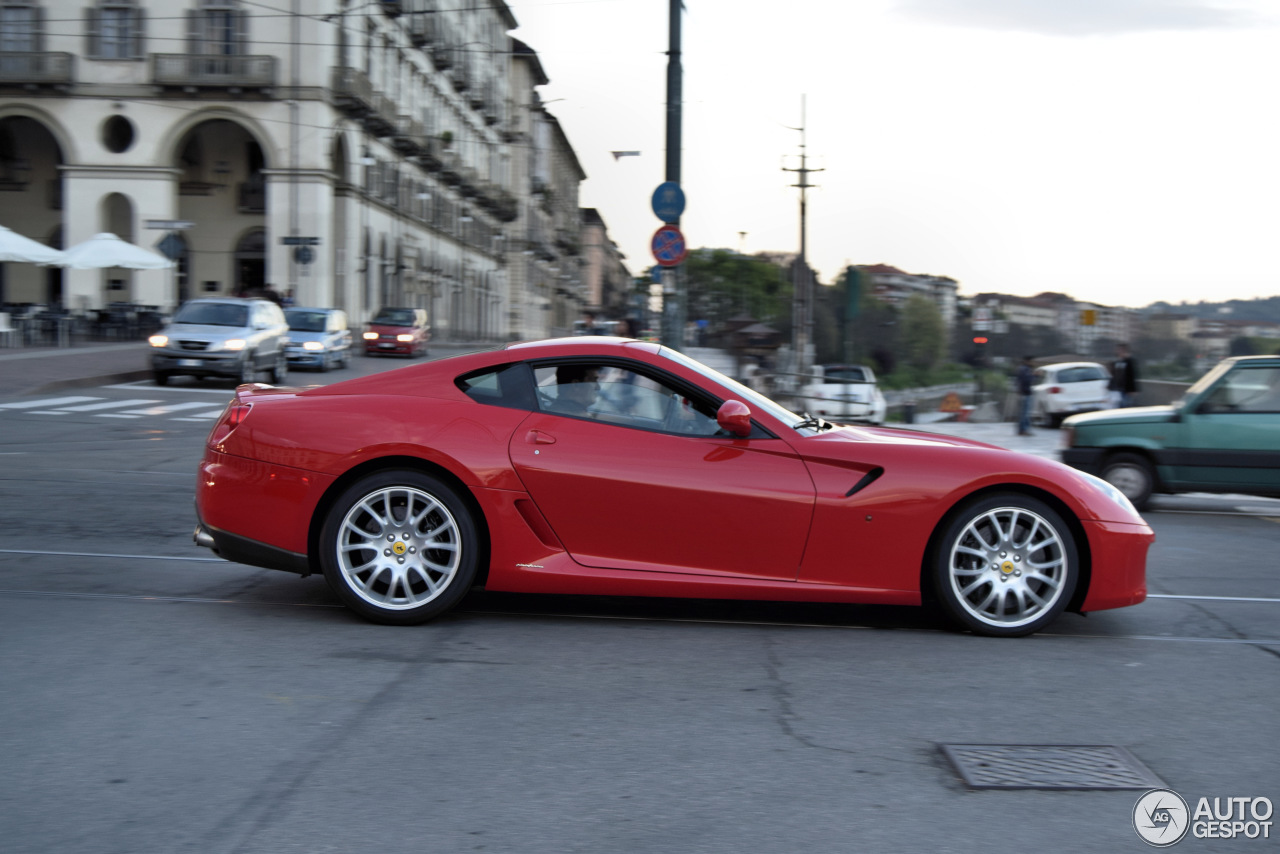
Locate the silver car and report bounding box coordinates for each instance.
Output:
[148,297,289,386]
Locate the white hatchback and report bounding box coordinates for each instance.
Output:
[797,364,887,425]
[1031,361,1111,427]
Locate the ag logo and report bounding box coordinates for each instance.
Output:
[1134,788,1190,846]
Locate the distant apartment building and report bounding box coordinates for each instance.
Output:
[579,207,631,320]
[857,263,958,329]
[0,0,618,341]
[1141,312,1197,342]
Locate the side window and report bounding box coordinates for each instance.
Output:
[1202,367,1280,414]
[456,363,535,411]
[532,362,722,435]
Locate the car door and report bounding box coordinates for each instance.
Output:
[508,360,815,581]
[1171,363,1280,491]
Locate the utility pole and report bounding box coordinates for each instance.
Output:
[660,0,684,348]
[783,96,821,382]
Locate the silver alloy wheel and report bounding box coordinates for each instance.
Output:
[946,505,1069,630]
[334,485,463,611]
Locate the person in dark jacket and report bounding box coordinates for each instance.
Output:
[1109,343,1139,408]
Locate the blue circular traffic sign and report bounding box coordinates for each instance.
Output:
[651,225,687,267]
[651,181,685,223]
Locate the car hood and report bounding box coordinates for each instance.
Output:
[286,330,332,344]
[812,423,1005,451]
[367,323,422,333]
[163,322,252,340]
[1065,405,1176,427]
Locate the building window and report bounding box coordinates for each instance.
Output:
[187,1,245,58]
[0,2,40,54]
[87,2,144,60]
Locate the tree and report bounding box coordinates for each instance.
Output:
[680,249,790,336]
[900,294,946,371]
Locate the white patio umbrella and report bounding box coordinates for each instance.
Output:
[57,232,173,270]
[0,224,65,264]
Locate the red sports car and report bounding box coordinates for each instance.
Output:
[194,338,1153,636]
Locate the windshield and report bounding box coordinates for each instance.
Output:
[1177,359,1235,409]
[823,366,870,383]
[658,347,811,431]
[372,309,417,326]
[173,302,249,327]
[286,310,328,332]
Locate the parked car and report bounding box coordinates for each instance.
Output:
[193,337,1152,637]
[797,364,887,425]
[363,307,430,357]
[148,297,288,386]
[1031,361,1112,427]
[1061,355,1280,510]
[284,307,351,372]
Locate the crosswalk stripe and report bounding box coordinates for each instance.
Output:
[0,396,99,409]
[115,401,223,416]
[54,398,161,412]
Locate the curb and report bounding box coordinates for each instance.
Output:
[30,369,153,396]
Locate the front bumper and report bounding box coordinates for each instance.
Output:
[152,350,246,378]
[1061,447,1106,475]
[285,348,329,368]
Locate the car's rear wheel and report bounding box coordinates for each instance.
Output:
[319,471,479,626]
[932,493,1078,637]
[1101,452,1154,510]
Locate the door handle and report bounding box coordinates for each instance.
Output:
[525,429,556,445]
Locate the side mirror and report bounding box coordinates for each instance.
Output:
[717,399,752,437]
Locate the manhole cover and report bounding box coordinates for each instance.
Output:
[940,744,1167,790]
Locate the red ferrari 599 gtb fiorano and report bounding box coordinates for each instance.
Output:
[194,337,1153,636]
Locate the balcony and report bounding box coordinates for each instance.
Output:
[152,54,276,93]
[380,0,403,16]
[392,115,427,156]
[364,92,397,137]
[430,43,453,70]
[0,52,74,89]
[330,66,374,114]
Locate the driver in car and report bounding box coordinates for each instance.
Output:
[550,364,601,417]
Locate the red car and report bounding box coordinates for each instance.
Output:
[194,338,1152,636]
[362,307,430,357]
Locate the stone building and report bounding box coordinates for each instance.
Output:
[0,0,607,341]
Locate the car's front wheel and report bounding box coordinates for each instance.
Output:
[1101,452,1154,510]
[932,493,1078,637]
[319,471,479,625]
[238,356,256,385]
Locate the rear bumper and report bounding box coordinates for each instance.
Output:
[194,520,311,576]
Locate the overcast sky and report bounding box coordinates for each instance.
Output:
[507,0,1280,309]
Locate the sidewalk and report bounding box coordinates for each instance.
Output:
[0,342,152,398]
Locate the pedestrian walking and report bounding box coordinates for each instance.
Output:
[1109,343,1139,408]
[1016,355,1035,436]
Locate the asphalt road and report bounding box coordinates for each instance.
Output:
[1,358,1277,853]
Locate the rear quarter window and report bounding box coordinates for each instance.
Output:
[456,363,535,411]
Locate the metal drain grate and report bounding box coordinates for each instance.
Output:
[940,744,1167,790]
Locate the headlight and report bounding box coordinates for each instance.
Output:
[1080,470,1139,518]
[363,332,379,340]
[222,339,246,351]
[148,334,168,347]
[303,341,324,351]
[396,333,414,342]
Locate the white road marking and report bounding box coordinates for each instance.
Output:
[114,401,225,416]
[0,396,98,409]
[1148,593,1280,604]
[54,398,162,412]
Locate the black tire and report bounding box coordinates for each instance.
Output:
[1101,452,1155,511]
[319,471,479,626]
[239,356,256,385]
[931,492,1079,637]
[1047,412,1065,429]
[270,352,288,384]
[153,371,170,387]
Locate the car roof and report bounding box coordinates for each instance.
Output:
[1036,361,1107,371]
[504,336,662,357]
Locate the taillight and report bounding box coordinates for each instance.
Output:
[226,401,251,427]
[1048,386,1062,394]
[208,401,251,448]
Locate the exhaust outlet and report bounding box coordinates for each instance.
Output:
[193,525,216,550]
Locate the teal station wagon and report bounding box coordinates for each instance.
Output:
[1061,355,1280,509]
